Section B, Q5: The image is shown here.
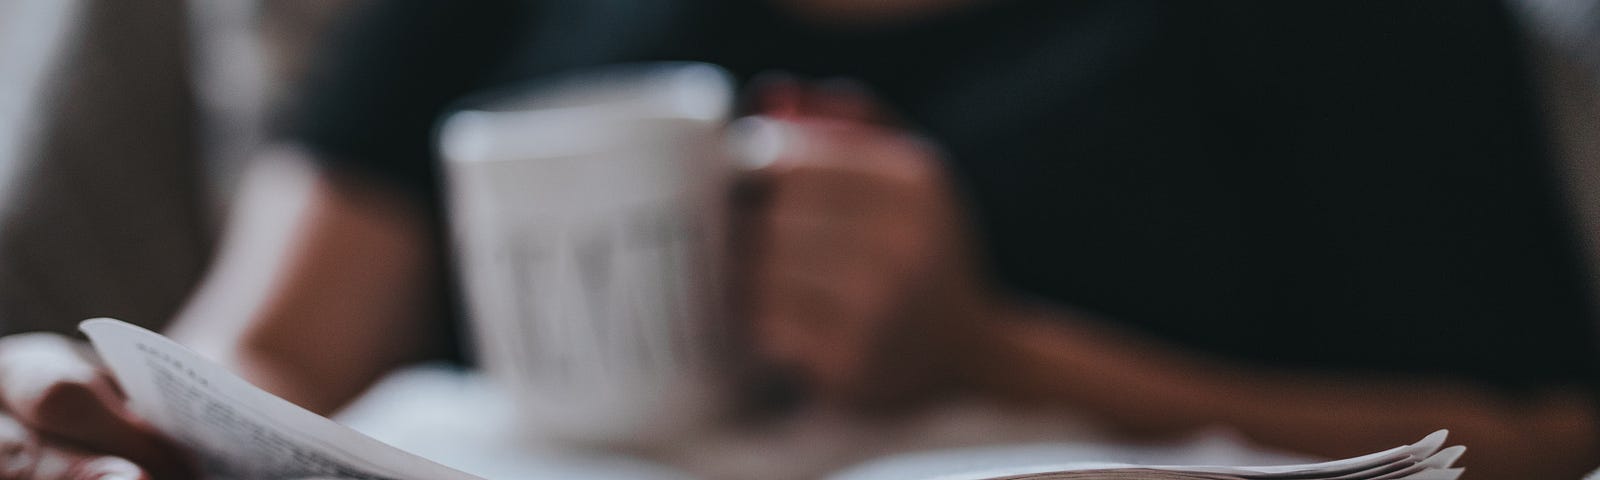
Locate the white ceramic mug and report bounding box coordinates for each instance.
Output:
[438,63,737,446]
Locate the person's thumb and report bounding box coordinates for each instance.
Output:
[0,334,187,478]
[0,411,148,480]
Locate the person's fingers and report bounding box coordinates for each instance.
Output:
[26,452,146,480]
[754,128,950,268]
[748,73,896,125]
[0,335,187,478]
[753,209,903,396]
[0,334,130,434]
[0,412,147,480]
[730,112,963,406]
[750,72,805,119]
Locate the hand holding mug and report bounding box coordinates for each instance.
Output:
[738,80,1005,410]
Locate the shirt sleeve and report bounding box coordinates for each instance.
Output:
[279,0,527,207]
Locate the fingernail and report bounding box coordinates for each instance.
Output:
[86,457,143,480]
[749,71,805,117]
[726,116,792,170]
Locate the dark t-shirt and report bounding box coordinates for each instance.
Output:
[287,0,1597,391]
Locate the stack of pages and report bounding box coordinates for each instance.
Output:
[79,319,1464,480]
[924,430,1461,480]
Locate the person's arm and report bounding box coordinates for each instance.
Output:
[971,303,1600,480]
[0,151,438,480]
[168,150,440,415]
[0,1,516,476]
[747,83,1600,480]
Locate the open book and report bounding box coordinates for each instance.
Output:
[80,318,1466,480]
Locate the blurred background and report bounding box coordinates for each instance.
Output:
[0,0,359,335]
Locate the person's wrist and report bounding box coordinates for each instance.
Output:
[949,296,1053,403]
[969,303,1247,435]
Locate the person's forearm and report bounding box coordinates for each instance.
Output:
[168,150,440,415]
[168,151,319,352]
[980,303,1600,480]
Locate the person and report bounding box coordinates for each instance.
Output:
[1,0,1597,478]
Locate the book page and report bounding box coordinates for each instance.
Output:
[836,431,1461,480]
[80,318,482,480]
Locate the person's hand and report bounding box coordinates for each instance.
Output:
[0,333,191,479]
[736,79,1005,410]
